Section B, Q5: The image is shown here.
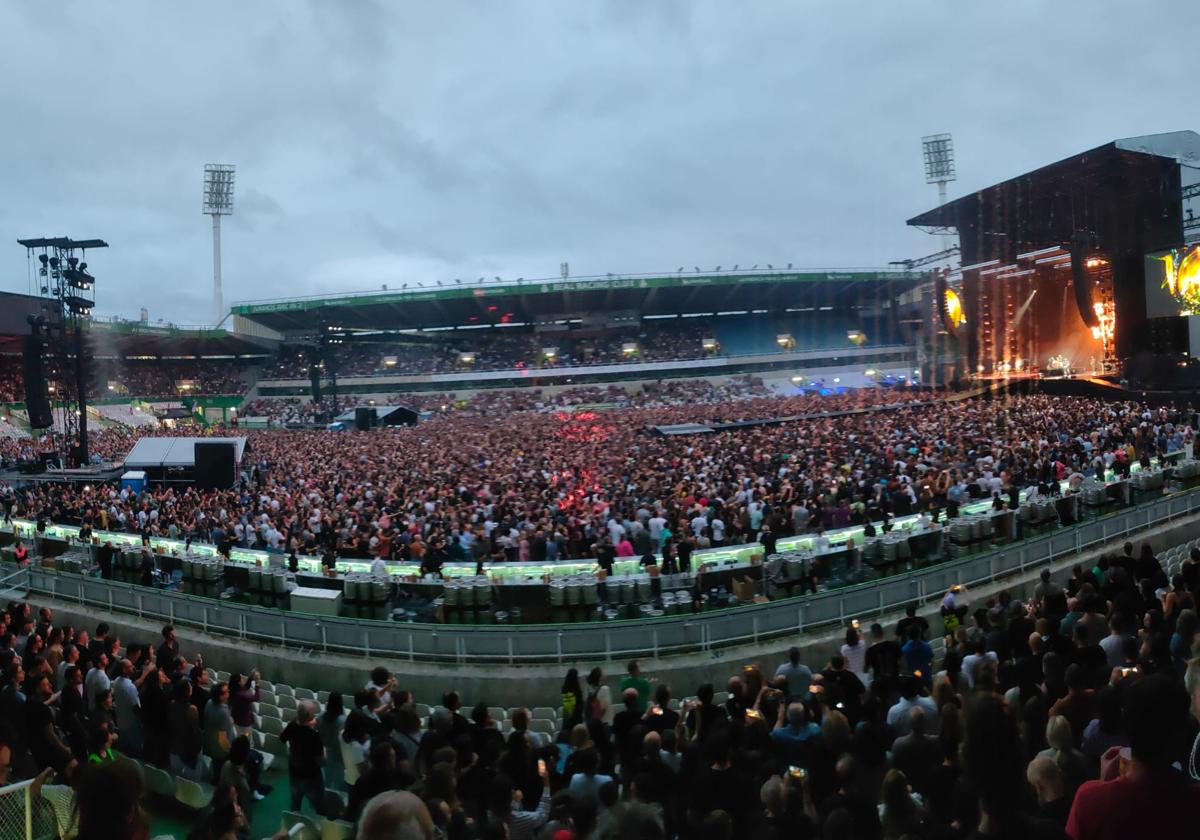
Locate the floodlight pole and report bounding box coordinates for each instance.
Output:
[212,213,223,322]
[202,164,235,325]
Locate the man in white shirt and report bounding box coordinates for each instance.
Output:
[886,679,938,737]
[607,518,625,545]
[960,646,999,690]
[56,644,80,691]
[85,653,111,710]
[112,658,151,753]
[710,517,726,546]
[648,515,667,550]
[370,555,388,580]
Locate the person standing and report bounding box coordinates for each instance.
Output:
[280,700,327,816]
[204,682,236,781]
[620,660,653,714]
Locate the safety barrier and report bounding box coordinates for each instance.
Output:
[0,779,44,840]
[8,487,1200,665]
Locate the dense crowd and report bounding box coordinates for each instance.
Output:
[4,394,1191,573]
[0,356,23,403]
[0,356,248,404]
[95,360,249,397]
[1,535,1198,839]
[0,424,212,467]
[241,378,880,426]
[260,325,741,381]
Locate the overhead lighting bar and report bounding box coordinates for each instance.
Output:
[1017,246,1068,261]
[961,259,1001,272]
[995,269,1035,279]
[1034,254,1073,265]
[979,264,1017,276]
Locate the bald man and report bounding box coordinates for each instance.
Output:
[356,790,434,840]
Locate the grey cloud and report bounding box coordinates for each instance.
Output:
[0,0,1193,322]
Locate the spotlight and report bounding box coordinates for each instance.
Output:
[38,254,49,266]
[48,257,60,269]
[67,257,78,269]
[79,263,87,271]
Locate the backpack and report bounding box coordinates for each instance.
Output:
[586,686,603,721]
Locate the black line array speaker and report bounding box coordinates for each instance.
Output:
[354,407,373,431]
[21,334,53,430]
[309,363,323,403]
[194,442,237,490]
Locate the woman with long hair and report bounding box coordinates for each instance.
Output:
[318,692,347,790]
[841,627,867,679]
[1037,715,1096,802]
[73,760,149,840]
[168,678,203,779]
[341,708,371,788]
[584,666,613,725]
[561,667,584,730]
[227,671,260,738]
[879,769,924,840]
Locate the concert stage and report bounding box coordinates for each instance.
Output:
[910,130,1200,387]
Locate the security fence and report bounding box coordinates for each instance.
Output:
[5,486,1200,665]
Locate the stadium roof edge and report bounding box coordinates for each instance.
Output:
[231,267,923,317]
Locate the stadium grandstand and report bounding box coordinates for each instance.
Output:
[232,268,926,417]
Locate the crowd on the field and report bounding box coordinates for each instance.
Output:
[3,395,1191,575]
[240,377,903,426]
[1,536,1198,839]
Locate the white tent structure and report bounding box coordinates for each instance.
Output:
[123,437,247,470]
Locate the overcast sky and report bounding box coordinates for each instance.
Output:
[0,1,1192,325]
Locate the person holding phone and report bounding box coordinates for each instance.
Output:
[487,759,551,840]
[1066,674,1199,840]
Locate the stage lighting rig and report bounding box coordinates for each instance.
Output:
[16,235,108,465]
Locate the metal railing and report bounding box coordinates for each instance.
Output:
[10,486,1200,665]
[0,779,38,840]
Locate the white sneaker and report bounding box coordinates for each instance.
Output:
[253,791,266,801]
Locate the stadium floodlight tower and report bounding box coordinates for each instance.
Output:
[202,164,236,323]
[921,133,956,250]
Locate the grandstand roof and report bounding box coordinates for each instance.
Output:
[231,268,924,333]
[82,320,274,358]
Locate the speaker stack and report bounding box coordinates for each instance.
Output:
[21,334,53,430]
